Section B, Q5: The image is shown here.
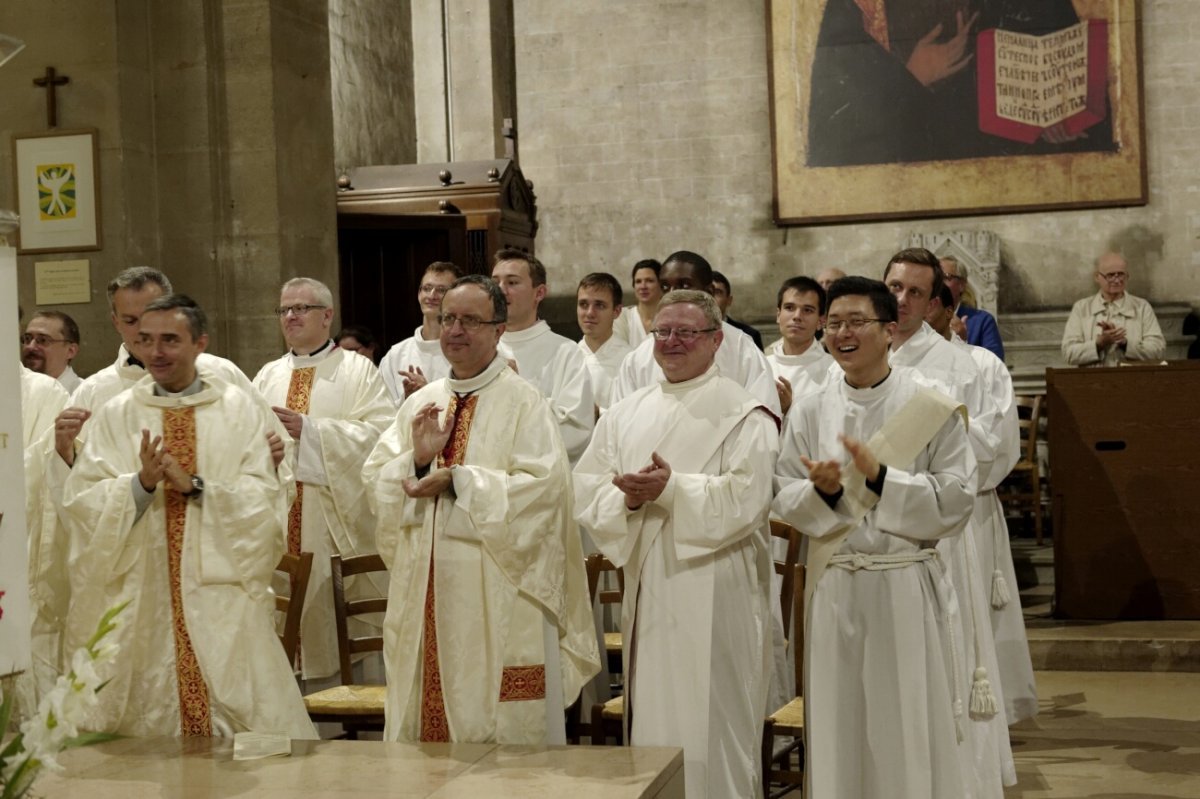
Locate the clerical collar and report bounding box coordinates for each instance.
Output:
[153,375,204,398]
[660,362,720,394]
[126,353,145,368]
[842,367,892,391]
[291,339,335,358]
[447,354,507,394]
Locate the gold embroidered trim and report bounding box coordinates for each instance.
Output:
[498,665,546,702]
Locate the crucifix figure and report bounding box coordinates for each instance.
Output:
[33,66,70,128]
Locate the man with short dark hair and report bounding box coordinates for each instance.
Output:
[493,248,594,463]
[253,277,394,683]
[710,271,763,350]
[576,272,631,414]
[576,289,778,799]
[22,310,83,392]
[611,250,781,417]
[379,261,464,404]
[365,275,599,745]
[767,276,831,415]
[62,294,315,739]
[773,276,973,798]
[1062,252,1164,367]
[336,324,379,362]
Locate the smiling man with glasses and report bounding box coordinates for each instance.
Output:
[378,261,463,405]
[21,310,83,392]
[1062,252,1165,367]
[575,289,779,799]
[364,274,599,747]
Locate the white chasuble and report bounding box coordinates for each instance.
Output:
[578,335,631,414]
[363,357,599,744]
[765,339,833,407]
[61,375,315,739]
[254,345,394,679]
[772,368,974,799]
[574,365,778,799]
[500,321,594,464]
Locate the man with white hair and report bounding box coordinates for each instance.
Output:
[575,289,778,799]
[1062,252,1164,367]
[253,277,394,682]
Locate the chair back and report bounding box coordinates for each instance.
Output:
[769,520,802,635]
[275,551,313,668]
[585,552,624,607]
[331,553,389,685]
[1014,394,1043,465]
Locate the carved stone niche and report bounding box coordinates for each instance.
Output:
[905,230,1001,316]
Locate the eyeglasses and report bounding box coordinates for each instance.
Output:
[1098,271,1128,282]
[437,313,502,331]
[420,284,450,296]
[650,326,718,342]
[824,318,884,334]
[275,304,327,317]
[21,333,69,347]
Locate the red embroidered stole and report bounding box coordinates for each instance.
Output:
[161,406,212,737]
[418,393,478,742]
[284,367,316,557]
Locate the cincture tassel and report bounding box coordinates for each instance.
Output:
[991,568,1011,610]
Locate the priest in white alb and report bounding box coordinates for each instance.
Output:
[492,248,594,463]
[363,275,599,745]
[610,251,781,418]
[574,290,778,799]
[576,272,632,414]
[253,277,395,682]
[773,276,974,799]
[766,275,832,415]
[61,295,315,738]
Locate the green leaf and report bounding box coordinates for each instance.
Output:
[61,731,121,750]
[0,690,13,735]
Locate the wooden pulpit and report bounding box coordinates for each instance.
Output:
[1047,362,1200,619]
[335,159,537,352]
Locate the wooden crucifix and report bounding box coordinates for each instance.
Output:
[33,66,70,128]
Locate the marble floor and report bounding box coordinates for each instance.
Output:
[1007,671,1200,798]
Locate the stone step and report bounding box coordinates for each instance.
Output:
[1025,619,1200,672]
[1011,539,1054,591]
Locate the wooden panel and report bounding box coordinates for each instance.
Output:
[1048,362,1200,619]
[337,213,468,353]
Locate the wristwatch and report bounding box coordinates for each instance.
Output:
[183,475,205,499]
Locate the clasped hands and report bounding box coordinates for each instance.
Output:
[403,402,456,498]
[800,434,880,496]
[1096,320,1128,350]
[613,452,671,510]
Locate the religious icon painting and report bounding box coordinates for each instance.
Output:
[766,0,1146,225]
[12,128,101,253]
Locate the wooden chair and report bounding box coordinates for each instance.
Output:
[585,553,626,746]
[999,394,1044,543]
[762,520,806,798]
[302,553,388,738]
[274,551,314,670]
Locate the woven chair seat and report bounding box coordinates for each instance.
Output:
[304,684,386,716]
[767,697,805,734]
[601,694,624,720]
[603,632,623,653]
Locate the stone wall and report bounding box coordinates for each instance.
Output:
[1,0,339,377]
[514,0,1200,323]
[329,0,416,168]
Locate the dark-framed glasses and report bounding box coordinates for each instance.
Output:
[21,333,68,347]
[824,318,884,334]
[275,304,327,317]
[650,326,718,342]
[420,283,450,296]
[1098,271,1128,282]
[438,313,501,331]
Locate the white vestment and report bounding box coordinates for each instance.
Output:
[379,325,516,406]
[766,339,833,405]
[363,357,599,744]
[57,364,84,395]
[612,321,783,418]
[574,365,778,799]
[21,367,69,449]
[772,368,974,799]
[577,335,631,414]
[253,344,395,679]
[889,324,1016,797]
[613,306,651,348]
[25,346,291,706]
[500,321,594,464]
[61,375,315,738]
[958,340,1038,723]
